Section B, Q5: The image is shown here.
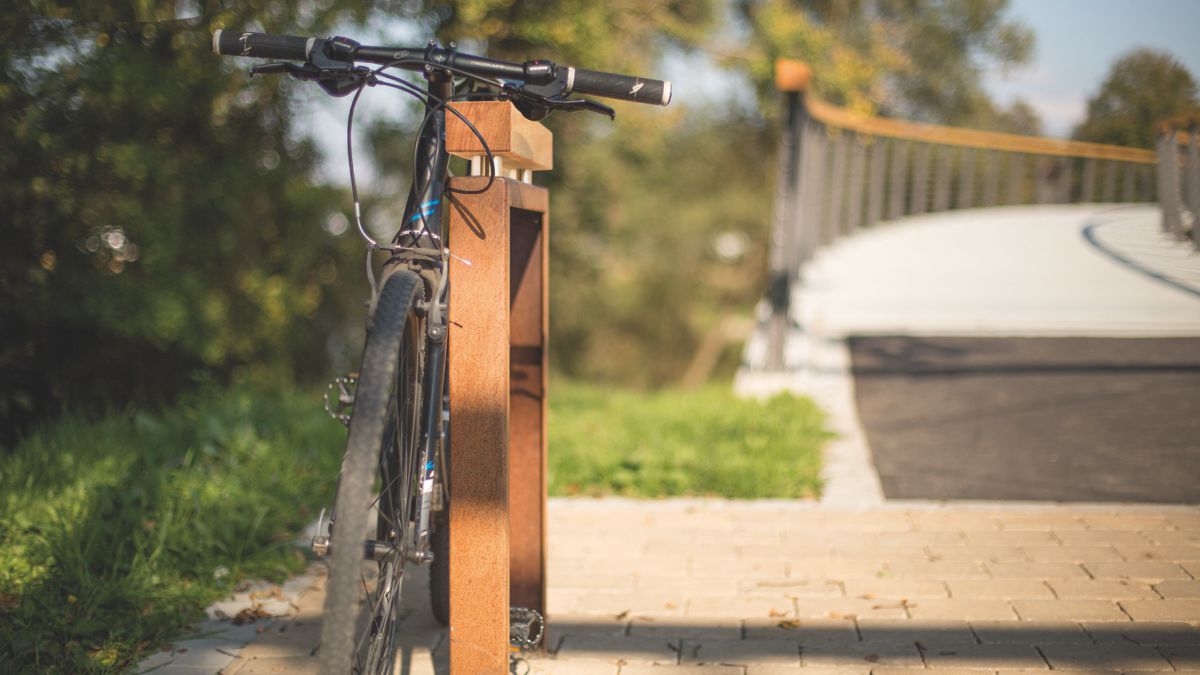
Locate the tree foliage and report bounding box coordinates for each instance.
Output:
[0,1,383,441]
[1,0,1060,428]
[1073,48,1199,149]
[736,0,1033,127]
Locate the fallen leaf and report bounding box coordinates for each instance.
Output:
[777,620,801,629]
[233,604,272,625]
[249,586,284,602]
[768,608,787,617]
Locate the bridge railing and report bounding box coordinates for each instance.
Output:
[761,59,1174,371]
[1157,118,1200,246]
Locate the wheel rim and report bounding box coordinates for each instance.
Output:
[354,314,424,674]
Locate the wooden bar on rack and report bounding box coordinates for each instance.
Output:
[445,100,550,674]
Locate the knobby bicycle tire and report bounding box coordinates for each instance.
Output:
[319,269,426,675]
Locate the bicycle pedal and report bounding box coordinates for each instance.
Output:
[509,607,544,650]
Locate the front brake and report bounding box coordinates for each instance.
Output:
[249,61,372,97]
[503,82,615,121]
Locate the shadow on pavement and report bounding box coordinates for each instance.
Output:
[542,618,1199,669]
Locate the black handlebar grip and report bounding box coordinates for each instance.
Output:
[568,68,672,106]
[212,30,313,60]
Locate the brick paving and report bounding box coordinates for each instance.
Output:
[163,499,1200,675]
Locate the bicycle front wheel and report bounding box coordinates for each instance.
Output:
[320,269,426,675]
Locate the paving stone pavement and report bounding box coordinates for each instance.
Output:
[154,499,1200,674]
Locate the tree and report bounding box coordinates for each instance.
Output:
[735,0,1033,126]
[0,2,395,442]
[1073,48,1199,149]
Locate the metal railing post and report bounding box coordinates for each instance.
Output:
[846,135,867,233]
[1007,153,1024,205]
[1122,163,1137,202]
[1057,157,1074,203]
[933,145,953,212]
[1081,158,1097,203]
[803,123,827,259]
[888,139,909,219]
[867,137,887,226]
[1187,130,1200,250]
[1102,160,1118,202]
[957,148,976,209]
[765,89,803,370]
[982,151,1000,207]
[1035,157,1053,204]
[827,132,849,243]
[910,143,931,215]
[1158,130,1185,236]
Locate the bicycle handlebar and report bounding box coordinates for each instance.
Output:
[570,68,670,106]
[212,30,672,107]
[214,30,313,61]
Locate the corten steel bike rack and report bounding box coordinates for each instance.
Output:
[444,101,551,674]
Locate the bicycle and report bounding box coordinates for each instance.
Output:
[212,29,671,675]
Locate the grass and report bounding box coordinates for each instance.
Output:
[0,379,832,672]
[549,380,832,499]
[0,386,344,674]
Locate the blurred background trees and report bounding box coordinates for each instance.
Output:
[7,0,1191,441]
[1072,48,1200,149]
[0,1,384,442]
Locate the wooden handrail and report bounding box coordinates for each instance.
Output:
[776,59,1158,164]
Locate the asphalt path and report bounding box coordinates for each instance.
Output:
[850,335,1200,503]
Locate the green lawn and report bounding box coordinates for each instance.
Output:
[0,380,830,672]
[0,387,344,673]
[549,380,831,499]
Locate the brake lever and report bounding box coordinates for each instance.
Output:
[545,97,616,118]
[502,82,616,121]
[249,62,371,98]
[249,62,301,77]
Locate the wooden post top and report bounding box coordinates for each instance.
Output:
[446,101,553,172]
[775,59,812,93]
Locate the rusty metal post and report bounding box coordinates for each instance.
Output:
[933,145,953,212]
[888,139,909,219]
[910,143,931,215]
[866,137,887,227]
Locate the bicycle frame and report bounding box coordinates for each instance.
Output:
[390,70,455,553]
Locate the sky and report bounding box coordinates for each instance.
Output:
[982,0,1200,137]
